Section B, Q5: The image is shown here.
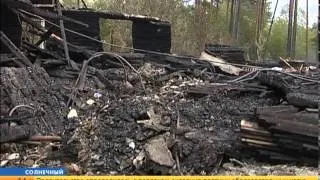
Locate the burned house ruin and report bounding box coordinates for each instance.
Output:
[1,0,171,55]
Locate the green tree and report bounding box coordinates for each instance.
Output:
[266,6,317,62]
[60,0,316,62]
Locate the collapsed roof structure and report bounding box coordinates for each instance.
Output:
[0,0,319,175]
[1,0,171,54]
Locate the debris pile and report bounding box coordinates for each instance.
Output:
[240,71,319,165]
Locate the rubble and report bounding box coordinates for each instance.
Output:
[144,135,175,167]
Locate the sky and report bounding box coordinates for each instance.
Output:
[186,0,318,27]
[270,0,317,26]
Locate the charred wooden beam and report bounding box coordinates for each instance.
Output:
[256,72,290,96]
[0,54,20,66]
[63,9,166,23]
[0,124,31,143]
[286,92,320,109]
[241,105,318,165]
[1,0,88,27]
[56,0,78,70]
[187,84,267,96]
[254,105,299,116]
[256,111,318,137]
[0,31,33,67]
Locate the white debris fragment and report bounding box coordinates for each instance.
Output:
[67,109,78,119]
[109,171,118,175]
[129,142,135,149]
[1,153,19,166]
[0,160,9,167]
[309,66,317,70]
[126,138,135,149]
[142,96,151,100]
[271,67,283,71]
[69,163,81,174]
[199,52,242,75]
[133,151,146,169]
[9,122,17,127]
[154,95,160,100]
[94,92,102,99]
[91,154,100,160]
[7,153,20,160]
[32,163,39,168]
[86,99,95,105]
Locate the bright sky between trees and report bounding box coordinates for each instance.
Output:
[270,0,318,27]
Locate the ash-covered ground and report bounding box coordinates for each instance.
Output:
[0,63,318,175]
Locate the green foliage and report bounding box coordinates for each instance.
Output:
[266,18,288,59]
[266,7,317,62]
[64,0,317,61]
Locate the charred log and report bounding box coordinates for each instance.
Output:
[241,105,318,166]
[286,92,320,109]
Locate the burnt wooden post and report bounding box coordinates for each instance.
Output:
[56,0,77,69]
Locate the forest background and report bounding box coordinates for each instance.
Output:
[62,0,318,63]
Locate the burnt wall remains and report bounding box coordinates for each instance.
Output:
[0,5,22,53]
[132,21,171,53]
[47,10,103,53]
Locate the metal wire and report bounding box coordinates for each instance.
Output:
[230,68,320,83]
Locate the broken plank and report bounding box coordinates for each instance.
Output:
[255,105,299,116]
